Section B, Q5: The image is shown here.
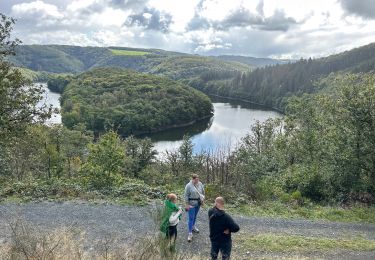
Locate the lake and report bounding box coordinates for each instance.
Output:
[39,84,281,155]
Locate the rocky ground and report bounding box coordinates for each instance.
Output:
[0,201,374,259]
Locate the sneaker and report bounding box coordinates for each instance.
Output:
[187,233,193,242]
[192,226,200,233]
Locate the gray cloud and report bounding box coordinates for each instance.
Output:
[76,2,106,17]
[187,4,297,32]
[254,9,298,31]
[214,7,261,30]
[124,7,172,33]
[109,0,149,12]
[186,14,211,31]
[339,0,375,19]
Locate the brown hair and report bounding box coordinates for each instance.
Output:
[166,193,177,202]
[192,174,199,179]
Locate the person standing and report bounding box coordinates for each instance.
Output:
[208,197,240,260]
[184,174,205,242]
[160,193,183,250]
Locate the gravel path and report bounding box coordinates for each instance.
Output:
[0,201,375,259]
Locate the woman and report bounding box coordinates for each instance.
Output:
[184,174,205,242]
[160,193,183,249]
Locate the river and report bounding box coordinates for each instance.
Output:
[39,84,281,155]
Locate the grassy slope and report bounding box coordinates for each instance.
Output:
[109,49,149,56]
[227,202,375,224]
[234,233,375,255]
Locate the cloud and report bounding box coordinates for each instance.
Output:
[124,7,173,33]
[255,9,298,31]
[109,0,148,9]
[186,3,297,32]
[2,0,374,59]
[11,0,63,19]
[186,14,211,31]
[339,0,375,19]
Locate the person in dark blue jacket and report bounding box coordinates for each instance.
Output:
[208,197,240,260]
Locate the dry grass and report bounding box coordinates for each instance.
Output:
[0,218,201,260]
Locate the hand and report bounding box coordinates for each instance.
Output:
[223,229,230,235]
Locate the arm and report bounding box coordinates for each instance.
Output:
[184,184,190,206]
[169,210,182,223]
[226,214,240,233]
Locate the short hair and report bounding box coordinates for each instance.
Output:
[166,193,177,201]
[215,197,225,206]
[192,174,199,179]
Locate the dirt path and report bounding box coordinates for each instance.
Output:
[1,201,374,259]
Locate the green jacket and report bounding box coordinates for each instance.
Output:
[160,199,180,233]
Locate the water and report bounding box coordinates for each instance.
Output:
[39,85,282,154]
[148,97,282,155]
[36,83,61,125]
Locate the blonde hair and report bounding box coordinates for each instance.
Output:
[166,193,177,202]
[192,174,199,179]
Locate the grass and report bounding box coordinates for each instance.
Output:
[109,49,149,56]
[228,201,375,224]
[235,233,375,253]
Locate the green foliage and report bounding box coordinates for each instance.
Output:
[81,131,125,190]
[61,67,213,136]
[0,124,92,181]
[47,74,73,93]
[202,43,375,110]
[0,14,52,142]
[178,135,194,168]
[0,179,85,199]
[219,72,375,204]
[123,136,157,178]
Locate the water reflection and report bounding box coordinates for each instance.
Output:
[153,96,282,155]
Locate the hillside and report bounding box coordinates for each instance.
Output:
[215,55,290,67]
[201,42,375,109]
[61,67,213,136]
[9,43,375,112]
[8,45,250,82]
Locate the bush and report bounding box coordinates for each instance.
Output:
[114,179,166,201]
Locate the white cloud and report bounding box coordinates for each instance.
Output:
[4,0,375,58]
[12,0,63,18]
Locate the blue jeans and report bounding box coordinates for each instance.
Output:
[188,205,200,233]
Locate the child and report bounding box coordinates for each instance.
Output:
[160,193,183,249]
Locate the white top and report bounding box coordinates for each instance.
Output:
[169,209,182,226]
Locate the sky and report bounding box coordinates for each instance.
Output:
[1,0,374,59]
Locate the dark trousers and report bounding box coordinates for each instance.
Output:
[210,241,232,260]
[166,225,177,242]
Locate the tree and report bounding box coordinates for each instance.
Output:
[0,13,51,142]
[178,135,194,169]
[123,136,157,178]
[81,131,125,190]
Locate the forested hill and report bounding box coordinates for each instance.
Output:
[215,55,290,67]
[61,68,213,136]
[201,42,375,110]
[8,45,250,79]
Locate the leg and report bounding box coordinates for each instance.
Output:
[188,206,196,233]
[210,242,220,260]
[192,205,200,228]
[220,241,232,260]
[169,225,177,252]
